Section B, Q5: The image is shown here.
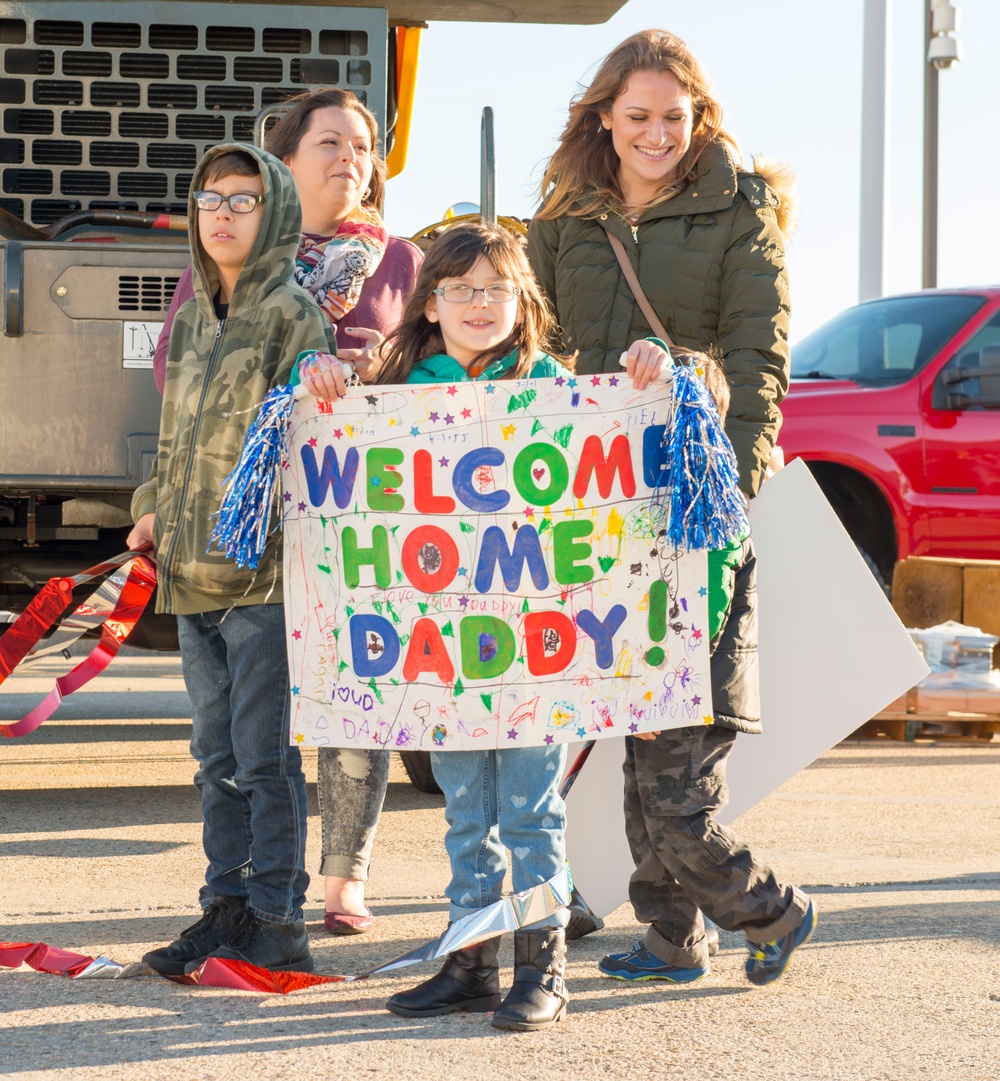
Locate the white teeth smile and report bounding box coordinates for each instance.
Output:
[637,147,670,158]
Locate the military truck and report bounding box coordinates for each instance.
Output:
[0,0,624,787]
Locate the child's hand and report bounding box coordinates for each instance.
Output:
[299,352,351,401]
[127,513,155,553]
[622,339,669,389]
[339,327,385,384]
[633,729,661,741]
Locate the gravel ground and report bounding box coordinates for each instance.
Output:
[2,652,998,1081]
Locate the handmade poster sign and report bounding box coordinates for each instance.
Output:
[283,376,711,751]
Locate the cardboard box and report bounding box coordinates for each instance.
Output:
[963,565,1000,668]
[913,685,1000,717]
[892,559,963,628]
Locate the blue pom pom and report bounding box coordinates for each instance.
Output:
[209,383,297,569]
[651,366,749,551]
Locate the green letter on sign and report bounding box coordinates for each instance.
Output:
[552,519,594,584]
[342,525,392,589]
[459,616,516,680]
[512,443,570,505]
[367,447,405,512]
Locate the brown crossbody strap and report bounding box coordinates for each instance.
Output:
[603,226,675,350]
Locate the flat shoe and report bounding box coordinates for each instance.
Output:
[324,907,375,935]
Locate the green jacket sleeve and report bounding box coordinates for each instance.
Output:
[706,536,745,642]
[131,459,158,522]
[527,216,569,354]
[717,182,791,497]
[277,313,336,390]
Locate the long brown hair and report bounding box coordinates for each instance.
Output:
[535,30,739,220]
[264,87,386,213]
[377,223,573,384]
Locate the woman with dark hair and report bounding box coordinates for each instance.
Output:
[154,88,422,937]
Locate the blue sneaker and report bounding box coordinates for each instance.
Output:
[598,941,709,983]
[745,900,817,986]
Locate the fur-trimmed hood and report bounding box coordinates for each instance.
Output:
[749,155,799,238]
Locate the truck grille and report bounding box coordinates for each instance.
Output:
[118,273,179,313]
[0,2,385,226]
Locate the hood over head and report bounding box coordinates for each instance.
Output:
[188,143,302,319]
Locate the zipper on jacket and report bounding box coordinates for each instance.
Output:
[159,317,226,612]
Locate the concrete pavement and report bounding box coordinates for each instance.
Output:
[1,651,998,1080]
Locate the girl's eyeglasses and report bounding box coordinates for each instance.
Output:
[432,284,520,303]
[193,191,265,214]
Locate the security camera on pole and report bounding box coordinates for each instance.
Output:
[924,1,963,289]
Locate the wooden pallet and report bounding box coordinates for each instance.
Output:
[857,710,1000,742]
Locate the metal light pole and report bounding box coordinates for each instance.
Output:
[923,1,963,290]
[859,0,892,302]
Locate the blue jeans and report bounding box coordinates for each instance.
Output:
[178,603,309,924]
[430,745,569,927]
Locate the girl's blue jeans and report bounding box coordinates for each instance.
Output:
[178,602,309,924]
[430,744,569,928]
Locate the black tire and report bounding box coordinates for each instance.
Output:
[858,546,891,598]
[399,750,442,794]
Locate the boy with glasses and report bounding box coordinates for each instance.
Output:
[129,145,334,975]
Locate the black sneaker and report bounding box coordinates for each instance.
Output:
[187,908,313,974]
[143,897,248,976]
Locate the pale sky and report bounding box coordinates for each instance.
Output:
[384,0,999,342]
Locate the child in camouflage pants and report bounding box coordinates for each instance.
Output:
[599,352,816,987]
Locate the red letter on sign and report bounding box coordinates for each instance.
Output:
[403,618,455,683]
[400,525,460,593]
[572,434,636,499]
[413,449,456,514]
[523,611,577,676]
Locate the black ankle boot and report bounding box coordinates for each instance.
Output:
[564,888,605,942]
[143,896,247,976]
[491,927,568,1032]
[386,938,501,1017]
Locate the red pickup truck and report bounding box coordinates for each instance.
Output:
[778,287,1000,588]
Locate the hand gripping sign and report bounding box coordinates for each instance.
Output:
[282,374,722,752]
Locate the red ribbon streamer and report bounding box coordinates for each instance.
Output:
[0,550,156,738]
[0,942,97,978]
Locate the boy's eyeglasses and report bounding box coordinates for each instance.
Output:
[193,190,265,214]
[432,284,520,303]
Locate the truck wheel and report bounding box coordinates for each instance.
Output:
[399,751,442,794]
[858,546,890,597]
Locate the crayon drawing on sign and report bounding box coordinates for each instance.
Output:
[284,376,710,750]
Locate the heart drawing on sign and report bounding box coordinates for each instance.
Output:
[532,467,545,480]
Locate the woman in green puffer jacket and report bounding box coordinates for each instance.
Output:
[528,29,797,499]
[530,31,819,979]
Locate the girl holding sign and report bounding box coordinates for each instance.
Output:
[301,223,664,1032]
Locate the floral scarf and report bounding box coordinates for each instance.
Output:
[294,203,388,328]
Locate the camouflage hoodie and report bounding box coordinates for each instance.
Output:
[131,144,334,615]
